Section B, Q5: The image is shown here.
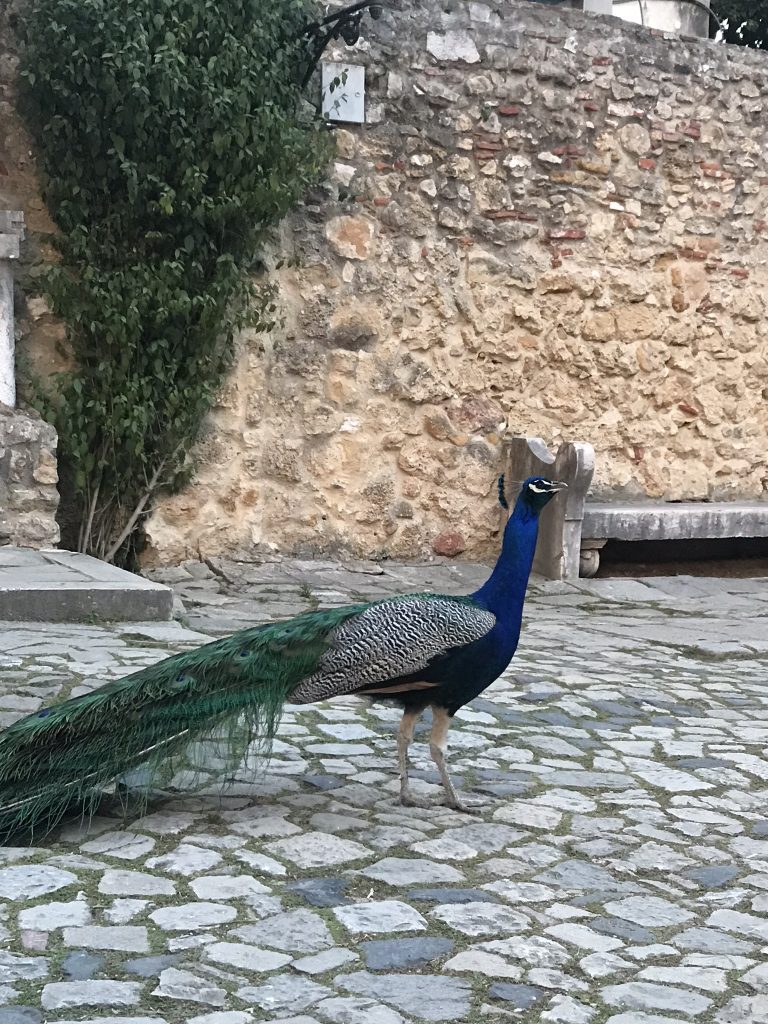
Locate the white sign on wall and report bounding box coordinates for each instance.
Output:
[322,62,365,124]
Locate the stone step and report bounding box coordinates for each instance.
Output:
[0,547,173,622]
[583,502,768,542]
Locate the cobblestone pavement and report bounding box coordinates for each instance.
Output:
[1,557,767,1024]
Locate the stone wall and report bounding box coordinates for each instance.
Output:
[0,403,59,546]
[4,0,768,563]
[146,0,768,563]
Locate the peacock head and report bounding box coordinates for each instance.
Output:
[498,474,568,515]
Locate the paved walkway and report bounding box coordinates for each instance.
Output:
[0,557,767,1024]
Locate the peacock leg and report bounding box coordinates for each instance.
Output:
[397,707,422,806]
[429,706,487,815]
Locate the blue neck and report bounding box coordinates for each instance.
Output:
[472,500,539,618]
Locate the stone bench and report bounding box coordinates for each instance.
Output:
[502,436,768,580]
[580,501,768,577]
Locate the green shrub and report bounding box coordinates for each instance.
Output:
[19,0,330,563]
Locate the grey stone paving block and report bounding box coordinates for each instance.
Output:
[334,900,427,935]
[590,917,654,945]
[149,902,237,930]
[204,942,292,971]
[604,1016,689,1024]
[707,909,768,940]
[291,948,359,974]
[535,861,642,893]
[639,966,728,993]
[52,1020,166,1024]
[715,995,768,1023]
[152,968,226,1006]
[684,865,740,888]
[189,874,271,900]
[234,909,334,952]
[407,887,498,904]
[145,843,222,875]
[361,937,454,970]
[544,924,625,953]
[41,980,142,1010]
[0,1012,43,1024]
[61,951,105,981]
[0,865,77,900]
[336,972,472,1022]
[315,997,407,1024]
[602,982,712,1017]
[443,949,521,978]
[186,1015,252,1024]
[542,994,596,1023]
[488,983,547,1009]
[603,897,694,928]
[286,877,349,907]
[0,951,49,982]
[236,976,332,1014]
[431,901,529,937]
[267,832,372,868]
[62,926,149,952]
[477,935,572,968]
[18,899,92,929]
[360,857,464,885]
[123,955,180,978]
[81,832,156,861]
[98,869,175,896]
[672,928,756,954]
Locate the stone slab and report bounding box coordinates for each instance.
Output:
[583,502,768,542]
[0,548,172,621]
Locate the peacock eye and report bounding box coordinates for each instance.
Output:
[38,709,51,718]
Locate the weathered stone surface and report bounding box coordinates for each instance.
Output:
[0,951,49,983]
[62,926,149,952]
[233,909,334,953]
[152,968,226,1006]
[236,976,332,1014]
[431,902,528,937]
[267,832,372,868]
[41,981,141,1010]
[188,874,271,900]
[0,406,59,548]
[334,901,427,935]
[360,858,464,885]
[149,902,237,931]
[361,937,453,970]
[0,549,766,1024]
[18,900,91,930]
[336,972,472,1022]
[603,982,712,1016]
[98,870,175,897]
[0,865,76,900]
[138,0,768,565]
[204,942,292,972]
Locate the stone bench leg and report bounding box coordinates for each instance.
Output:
[580,538,606,579]
[502,436,595,581]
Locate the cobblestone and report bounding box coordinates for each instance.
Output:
[0,558,766,1022]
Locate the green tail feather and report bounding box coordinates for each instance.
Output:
[0,604,365,843]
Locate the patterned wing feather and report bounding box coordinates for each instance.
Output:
[288,595,496,704]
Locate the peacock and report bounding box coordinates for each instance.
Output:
[0,475,565,842]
